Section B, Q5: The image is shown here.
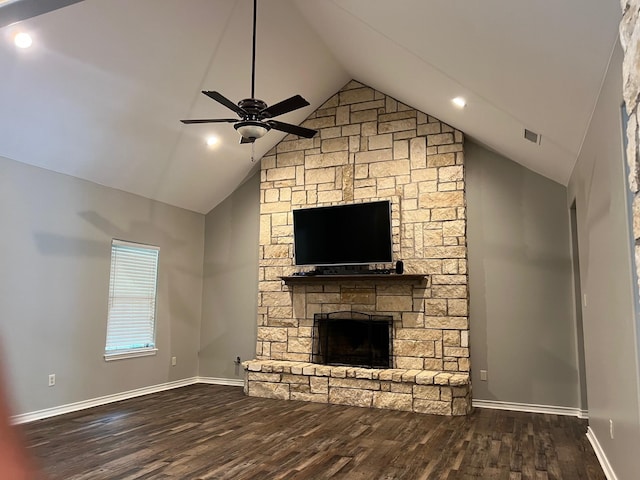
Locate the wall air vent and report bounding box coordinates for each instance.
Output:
[524,128,541,145]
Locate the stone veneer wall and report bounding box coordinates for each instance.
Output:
[621,2,640,290]
[246,80,470,415]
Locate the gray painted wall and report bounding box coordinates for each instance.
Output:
[567,41,640,479]
[466,141,579,408]
[0,156,204,415]
[199,171,259,380]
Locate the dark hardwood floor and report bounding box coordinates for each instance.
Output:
[21,384,605,479]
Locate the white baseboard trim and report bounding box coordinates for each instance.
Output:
[197,376,244,387]
[11,377,226,425]
[586,426,617,480]
[13,385,589,427]
[472,399,588,418]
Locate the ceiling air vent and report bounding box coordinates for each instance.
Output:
[524,128,541,145]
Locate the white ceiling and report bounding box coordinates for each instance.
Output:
[0,0,622,214]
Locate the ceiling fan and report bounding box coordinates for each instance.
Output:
[180,0,317,144]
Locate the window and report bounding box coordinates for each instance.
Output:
[105,239,159,360]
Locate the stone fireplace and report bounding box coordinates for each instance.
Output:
[243,80,471,415]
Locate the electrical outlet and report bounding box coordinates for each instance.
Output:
[610,419,614,439]
[583,294,588,308]
[171,356,177,366]
[480,370,488,381]
[48,374,55,387]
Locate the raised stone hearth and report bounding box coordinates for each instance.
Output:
[245,80,471,415]
[243,360,471,416]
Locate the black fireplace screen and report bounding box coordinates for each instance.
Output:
[312,312,393,368]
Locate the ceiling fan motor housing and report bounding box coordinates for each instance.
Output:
[238,98,268,118]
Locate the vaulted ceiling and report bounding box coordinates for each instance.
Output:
[0,0,622,214]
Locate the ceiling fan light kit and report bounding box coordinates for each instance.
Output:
[180,0,317,145]
[235,121,270,142]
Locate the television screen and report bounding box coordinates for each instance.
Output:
[293,201,393,266]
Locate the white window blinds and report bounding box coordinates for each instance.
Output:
[105,240,159,358]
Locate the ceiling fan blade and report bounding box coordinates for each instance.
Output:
[240,136,256,144]
[268,120,317,139]
[180,118,238,124]
[261,95,309,118]
[202,91,245,116]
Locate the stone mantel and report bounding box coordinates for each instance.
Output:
[279,274,427,284]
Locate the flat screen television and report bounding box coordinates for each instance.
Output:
[293,201,393,266]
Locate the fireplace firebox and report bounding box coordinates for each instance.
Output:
[312,312,393,368]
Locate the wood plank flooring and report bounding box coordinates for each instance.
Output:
[21,384,605,479]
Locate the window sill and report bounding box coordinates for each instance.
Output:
[104,348,158,362]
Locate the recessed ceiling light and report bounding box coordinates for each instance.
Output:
[14,32,32,49]
[452,97,466,108]
[206,136,219,147]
